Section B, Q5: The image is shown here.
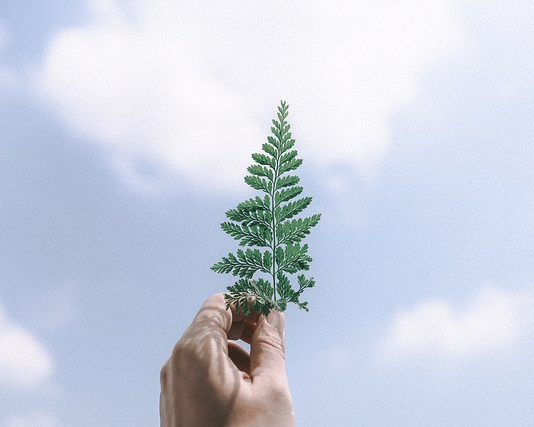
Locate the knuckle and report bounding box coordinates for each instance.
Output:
[170,337,200,367]
[159,361,168,386]
[171,340,189,360]
[257,335,285,360]
[256,324,285,358]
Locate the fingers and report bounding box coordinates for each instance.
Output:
[228,319,257,343]
[191,294,261,332]
[230,303,261,325]
[227,341,251,376]
[250,310,287,385]
[184,294,260,351]
[189,294,287,379]
[190,293,232,333]
[178,294,234,363]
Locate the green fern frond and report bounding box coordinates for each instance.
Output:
[220,222,271,247]
[276,186,303,205]
[212,100,321,315]
[276,214,321,245]
[211,248,270,278]
[251,153,276,168]
[276,197,313,221]
[244,175,272,193]
[275,175,300,189]
[225,207,272,228]
[235,195,270,212]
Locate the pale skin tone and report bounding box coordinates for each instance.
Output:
[160,294,295,427]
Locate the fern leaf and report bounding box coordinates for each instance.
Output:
[213,101,320,315]
[277,271,293,300]
[244,175,272,193]
[280,150,298,166]
[271,126,282,141]
[276,214,321,245]
[225,278,275,316]
[226,207,272,229]
[276,244,312,274]
[236,195,270,213]
[211,248,270,278]
[297,274,316,291]
[279,158,303,174]
[276,186,303,205]
[276,197,313,222]
[276,175,300,190]
[281,138,295,153]
[251,153,275,168]
[220,222,271,247]
[262,142,277,158]
[266,135,279,149]
[247,164,274,181]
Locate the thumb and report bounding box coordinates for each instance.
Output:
[250,310,287,383]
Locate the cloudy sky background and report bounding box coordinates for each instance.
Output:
[1,0,534,425]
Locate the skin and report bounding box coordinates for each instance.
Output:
[160,294,295,427]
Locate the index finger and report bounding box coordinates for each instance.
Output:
[186,294,260,341]
[189,293,233,333]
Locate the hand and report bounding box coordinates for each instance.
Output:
[160,294,295,427]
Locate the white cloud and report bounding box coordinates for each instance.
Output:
[379,287,534,360]
[3,411,61,427]
[0,302,53,389]
[34,0,463,192]
[465,1,534,99]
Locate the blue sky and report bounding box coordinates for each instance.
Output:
[1,1,534,426]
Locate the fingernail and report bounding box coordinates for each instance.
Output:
[267,310,284,333]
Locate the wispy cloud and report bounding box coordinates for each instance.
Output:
[34,0,463,192]
[0,301,53,389]
[378,287,534,361]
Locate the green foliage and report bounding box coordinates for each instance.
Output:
[211,101,321,315]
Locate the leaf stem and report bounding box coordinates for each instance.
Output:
[270,104,287,301]
[271,147,279,301]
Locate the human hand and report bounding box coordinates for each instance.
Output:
[160,294,295,427]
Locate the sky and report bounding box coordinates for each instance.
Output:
[1,0,534,425]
